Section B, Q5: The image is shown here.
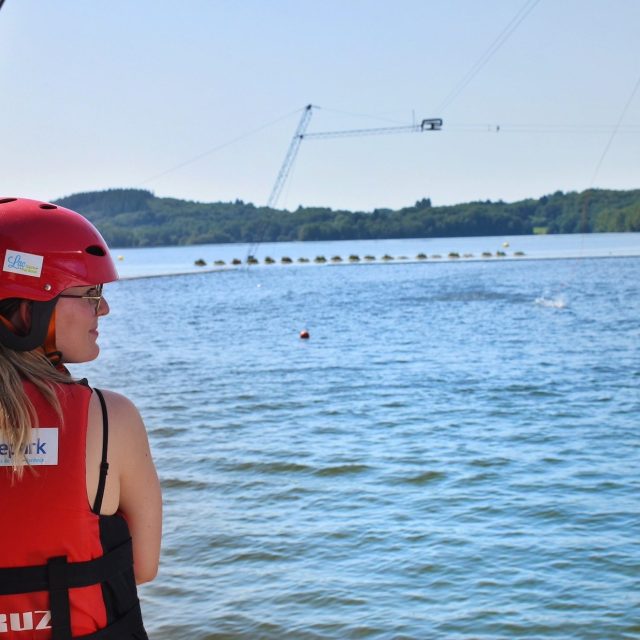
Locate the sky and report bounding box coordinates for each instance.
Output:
[1,0,638,212]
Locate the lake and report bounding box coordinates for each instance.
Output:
[73,233,640,639]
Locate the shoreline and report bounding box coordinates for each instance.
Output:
[117,251,640,281]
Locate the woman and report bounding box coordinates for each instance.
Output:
[0,197,162,639]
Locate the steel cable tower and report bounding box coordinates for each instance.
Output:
[246,105,442,261]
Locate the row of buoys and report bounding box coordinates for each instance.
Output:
[193,250,525,267]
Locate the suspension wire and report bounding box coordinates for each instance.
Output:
[436,0,541,114]
[445,122,640,134]
[574,70,640,234]
[551,70,640,303]
[319,106,409,126]
[138,106,304,186]
[588,73,640,187]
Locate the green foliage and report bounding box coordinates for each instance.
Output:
[53,187,640,248]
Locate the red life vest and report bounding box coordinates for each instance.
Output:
[0,381,147,639]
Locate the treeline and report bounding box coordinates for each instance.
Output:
[54,187,640,248]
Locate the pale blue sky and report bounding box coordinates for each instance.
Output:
[1,0,638,211]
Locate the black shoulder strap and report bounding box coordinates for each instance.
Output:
[92,388,110,514]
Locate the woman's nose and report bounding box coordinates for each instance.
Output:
[98,296,110,316]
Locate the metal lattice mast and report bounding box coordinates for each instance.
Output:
[267,104,315,209]
[246,109,442,262]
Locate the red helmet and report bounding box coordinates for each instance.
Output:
[0,197,118,302]
[0,197,118,354]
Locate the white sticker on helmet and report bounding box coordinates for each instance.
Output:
[3,249,44,278]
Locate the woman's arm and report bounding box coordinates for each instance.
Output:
[88,389,162,584]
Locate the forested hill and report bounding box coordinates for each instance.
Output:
[54,188,640,248]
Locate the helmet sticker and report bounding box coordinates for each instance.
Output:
[3,249,44,278]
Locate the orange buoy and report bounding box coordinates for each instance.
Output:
[299,330,310,339]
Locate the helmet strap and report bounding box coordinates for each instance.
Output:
[0,314,18,334]
[0,298,59,352]
[43,309,63,365]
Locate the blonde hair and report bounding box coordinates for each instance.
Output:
[0,334,72,478]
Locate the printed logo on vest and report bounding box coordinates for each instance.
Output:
[2,249,44,278]
[0,428,59,466]
[0,611,52,633]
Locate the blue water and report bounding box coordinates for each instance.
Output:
[73,235,640,639]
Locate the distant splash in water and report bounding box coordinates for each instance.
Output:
[535,295,567,308]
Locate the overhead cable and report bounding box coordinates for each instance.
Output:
[589,72,640,186]
[436,0,541,113]
[138,106,304,186]
[445,123,640,134]
[319,106,408,126]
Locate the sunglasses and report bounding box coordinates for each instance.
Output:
[58,284,104,315]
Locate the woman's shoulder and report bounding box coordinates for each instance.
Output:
[91,387,140,415]
[88,388,148,445]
